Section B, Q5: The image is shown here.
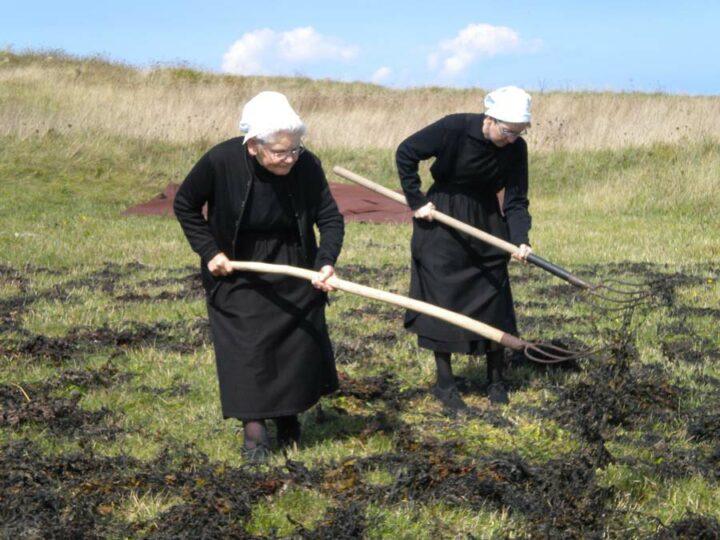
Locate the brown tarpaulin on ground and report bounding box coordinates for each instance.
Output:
[123,182,412,224]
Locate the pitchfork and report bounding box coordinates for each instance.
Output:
[333,166,655,310]
[229,261,599,364]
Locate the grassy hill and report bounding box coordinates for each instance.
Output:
[1,51,719,538]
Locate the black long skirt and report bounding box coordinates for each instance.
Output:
[405,183,517,354]
[206,231,338,420]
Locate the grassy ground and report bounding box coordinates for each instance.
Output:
[2,54,720,538]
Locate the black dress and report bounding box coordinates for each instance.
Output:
[396,113,531,354]
[174,139,344,421]
[206,163,337,419]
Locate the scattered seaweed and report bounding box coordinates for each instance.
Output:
[4,320,211,363]
[1,261,719,537]
[336,371,424,411]
[0,382,113,435]
[651,513,720,539]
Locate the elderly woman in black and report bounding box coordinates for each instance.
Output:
[174,91,344,461]
[396,86,533,410]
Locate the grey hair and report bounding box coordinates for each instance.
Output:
[254,125,306,145]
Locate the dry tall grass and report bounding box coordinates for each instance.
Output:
[2,52,719,152]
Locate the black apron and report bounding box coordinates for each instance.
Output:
[405,182,517,354]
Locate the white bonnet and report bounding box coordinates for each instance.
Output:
[239,91,305,143]
[484,86,532,123]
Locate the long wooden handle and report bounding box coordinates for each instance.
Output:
[228,261,527,351]
[333,166,519,254]
[332,166,595,290]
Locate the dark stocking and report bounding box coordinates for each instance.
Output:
[486,349,506,383]
[274,415,301,447]
[242,420,268,449]
[434,351,455,389]
[486,348,509,404]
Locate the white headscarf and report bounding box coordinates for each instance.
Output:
[484,86,532,123]
[239,91,305,143]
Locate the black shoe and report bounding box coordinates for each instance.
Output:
[432,384,468,411]
[453,375,470,391]
[242,443,271,464]
[487,381,509,405]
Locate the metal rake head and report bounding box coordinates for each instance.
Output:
[522,339,605,364]
[581,277,661,312]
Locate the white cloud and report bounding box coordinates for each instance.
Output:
[371,66,392,84]
[221,29,275,74]
[222,26,358,75]
[428,23,540,78]
[278,27,358,62]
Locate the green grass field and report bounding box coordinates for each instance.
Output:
[2,53,720,538]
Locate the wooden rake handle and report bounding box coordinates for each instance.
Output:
[332,166,595,290]
[228,261,527,351]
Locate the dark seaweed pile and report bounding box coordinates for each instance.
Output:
[1,261,719,538]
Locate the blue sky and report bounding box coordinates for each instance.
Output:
[3,0,718,95]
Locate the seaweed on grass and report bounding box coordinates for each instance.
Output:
[651,513,720,539]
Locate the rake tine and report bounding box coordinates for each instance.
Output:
[523,341,603,364]
[598,282,654,297]
[601,277,652,289]
[592,273,675,303]
[582,282,656,309]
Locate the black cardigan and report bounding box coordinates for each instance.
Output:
[396,113,531,246]
[174,137,344,286]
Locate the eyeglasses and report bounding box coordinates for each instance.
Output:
[262,144,306,160]
[497,123,527,138]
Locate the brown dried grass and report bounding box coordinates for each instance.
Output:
[2,53,719,152]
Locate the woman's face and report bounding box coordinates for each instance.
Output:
[247,131,304,176]
[485,118,529,147]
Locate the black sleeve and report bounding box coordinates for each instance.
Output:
[503,140,532,246]
[312,166,345,270]
[395,117,447,210]
[173,153,222,262]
